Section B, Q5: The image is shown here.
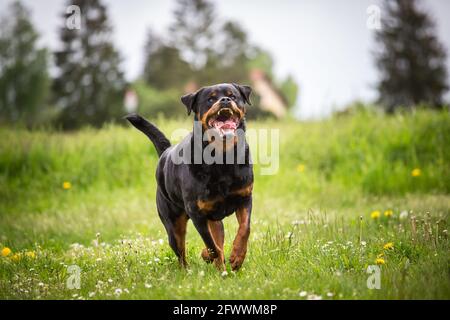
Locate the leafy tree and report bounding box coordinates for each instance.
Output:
[375,0,448,112]
[279,75,298,109]
[0,1,50,126]
[218,22,249,67]
[144,1,252,88]
[132,80,186,119]
[169,0,215,70]
[142,29,192,90]
[141,0,299,117]
[53,0,126,129]
[204,21,251,84]
[246,49,275,80]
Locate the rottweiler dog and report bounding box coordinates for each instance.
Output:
[126,83,253,271]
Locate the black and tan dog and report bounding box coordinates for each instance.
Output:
[126,83,253,271]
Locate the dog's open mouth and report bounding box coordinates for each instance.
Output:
[207,108,240,138]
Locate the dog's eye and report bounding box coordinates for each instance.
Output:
[208,97,215,103]
[230,95,236,100]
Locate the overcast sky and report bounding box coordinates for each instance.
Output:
[2,0,450,119]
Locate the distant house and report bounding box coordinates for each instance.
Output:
[124,89,138,113]
[249,69,287,118]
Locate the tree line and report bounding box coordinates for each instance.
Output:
[0,0,448,129]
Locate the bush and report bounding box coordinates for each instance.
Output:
[132,81,186,119]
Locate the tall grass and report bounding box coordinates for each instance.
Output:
[1,110,448,205]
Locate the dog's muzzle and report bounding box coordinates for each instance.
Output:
[207,103,241,139]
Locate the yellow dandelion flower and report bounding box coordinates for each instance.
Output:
[383,242,394,250]
[297,164,305,173]
[411,168,421,177]
[371,210,381,219]
[1,247,11,257]
[384,210,393,217]
[375,258,385,265]
[10,253,21,262]
[63,181,72,190]
[25,251,36,259]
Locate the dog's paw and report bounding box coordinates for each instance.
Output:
[201,248,213,263]
[179,258,189,269]
[213,258,226,272]
[229,251,246,271]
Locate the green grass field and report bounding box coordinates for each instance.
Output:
[0,109,449,299]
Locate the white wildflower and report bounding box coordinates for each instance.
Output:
[399,211,409,220]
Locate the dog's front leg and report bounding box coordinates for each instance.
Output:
[230,203,251,271]
[191,217,225,271]
[201,220,224,264]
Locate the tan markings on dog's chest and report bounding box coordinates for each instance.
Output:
[231,183,253,197]
[197,197,223,212]
[196,183,253,213]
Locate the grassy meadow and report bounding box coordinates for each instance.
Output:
[0,109,449,299]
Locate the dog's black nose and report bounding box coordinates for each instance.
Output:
[220,97,232,105]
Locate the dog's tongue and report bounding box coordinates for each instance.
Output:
[213,119,237,130]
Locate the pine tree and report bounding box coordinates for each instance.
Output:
[375,0,448,112]
[53,0,126,129]
[0,1,50,126]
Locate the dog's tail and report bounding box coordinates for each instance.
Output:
[125,114,171,157]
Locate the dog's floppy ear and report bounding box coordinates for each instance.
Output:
[181,89,202,115]
[232,83,252,105]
